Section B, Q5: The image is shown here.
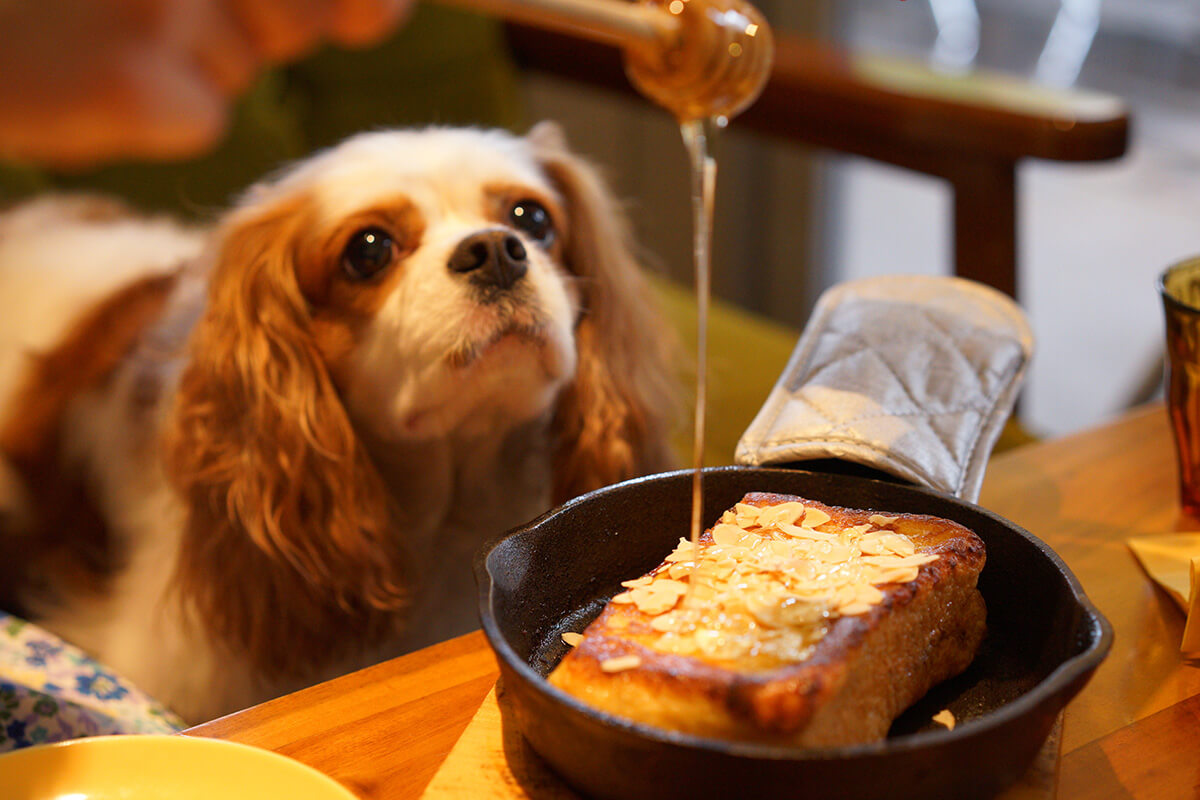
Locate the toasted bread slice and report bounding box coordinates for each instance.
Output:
[548,492,987,747]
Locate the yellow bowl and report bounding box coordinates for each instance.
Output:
[0,734,358,799]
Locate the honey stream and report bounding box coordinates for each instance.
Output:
[680,117,722,553]
[623,0,773,580]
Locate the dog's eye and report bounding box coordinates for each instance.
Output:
[509,200,555,246]
[342,227,396,280]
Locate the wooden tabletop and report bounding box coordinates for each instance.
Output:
[186,405,1200,798]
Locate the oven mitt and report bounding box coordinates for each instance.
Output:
[735,275,1033,503]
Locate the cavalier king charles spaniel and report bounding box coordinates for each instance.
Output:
[0,123,677,723]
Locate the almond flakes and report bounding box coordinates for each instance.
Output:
[599,499,938,666]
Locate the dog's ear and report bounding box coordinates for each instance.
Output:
[163,192,407,678]
[530,125,680,503]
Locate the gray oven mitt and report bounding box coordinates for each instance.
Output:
[735,275,1034,503]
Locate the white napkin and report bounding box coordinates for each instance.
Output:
[1127,534,1200,654]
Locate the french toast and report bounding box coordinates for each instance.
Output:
[548,492,987,747]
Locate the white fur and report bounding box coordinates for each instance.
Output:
[0,197,204,424]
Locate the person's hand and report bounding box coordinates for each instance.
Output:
[0,0,415,168]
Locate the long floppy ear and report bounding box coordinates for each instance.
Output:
[530,123,681,503]
[163,192,407,679]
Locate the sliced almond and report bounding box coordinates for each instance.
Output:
[630,579,688,615]
[769,540,796,558]
[686,583,717,604]
[650,578,688,595]
[833,584,861,607]
[857,533,889,555]
[755,502,806,529]
[720,545,754,562]
[869,514,899,527]
[627,586,654,604]
[745,591,785,627]
[880,534,916,556]
[733,503,762,526]
[855,585,885,605]
[600,655,642,673]
[667,561,694,580]
[561,632,584,646]
[837,601,873,616]
[711,523,746,547]
[778,522,838,542]
[862,553,938,568]
[872,566,921,585]
[665,538,697,562]
[801,507,832,529]
[812,543,854,563]
[697,558,736,581]
[933,709,956,730]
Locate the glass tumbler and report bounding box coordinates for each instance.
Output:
[1161,256,1200,517]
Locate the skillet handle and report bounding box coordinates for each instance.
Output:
[736,275,1033,503]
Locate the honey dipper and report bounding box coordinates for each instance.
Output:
[432,0,774,122]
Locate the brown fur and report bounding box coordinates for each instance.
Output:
[533,134,679,502]
[299,196,426,383]
[0,271,179,607]
[162,196,409,680]
[294,194,424,312]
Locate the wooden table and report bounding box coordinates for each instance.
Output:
[186,405,1200,798]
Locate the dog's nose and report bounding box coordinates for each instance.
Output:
[448,231,528,290]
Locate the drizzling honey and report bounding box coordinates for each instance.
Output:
[620,0,773,554]
[679,117,719,555]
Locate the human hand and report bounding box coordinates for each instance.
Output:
[0,0,415,168]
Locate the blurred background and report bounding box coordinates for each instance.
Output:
[4,0,1198,441]
[526,0,1200,439]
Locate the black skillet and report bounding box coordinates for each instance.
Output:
[475,464,1111,800]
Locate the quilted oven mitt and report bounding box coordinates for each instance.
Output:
[736,275,1034,503]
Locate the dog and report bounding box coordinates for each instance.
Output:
[0,123,677,723]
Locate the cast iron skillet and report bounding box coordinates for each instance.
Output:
[475,465,1112,800]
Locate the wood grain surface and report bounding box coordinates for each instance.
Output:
[188,633,499,799]
[187,404,1200,799]
[978,405,1200,757]
[418,684,1063,800]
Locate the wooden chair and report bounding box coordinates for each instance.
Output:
[503,24,1130,300]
